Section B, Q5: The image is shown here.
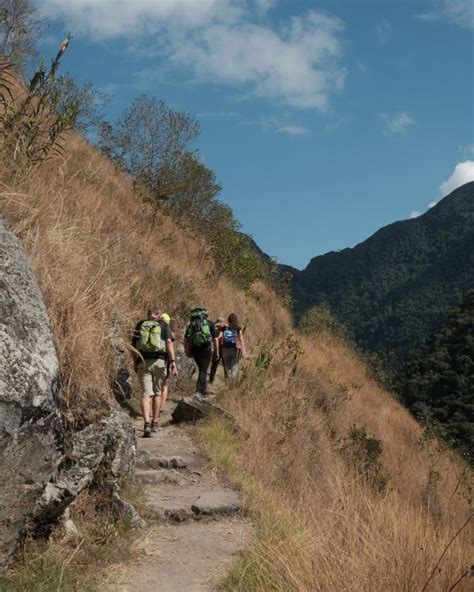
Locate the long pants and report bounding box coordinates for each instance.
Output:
[222,348,239,382]
[191,346,212,395]
[209,353,226,383]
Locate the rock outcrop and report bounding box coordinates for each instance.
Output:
[0,216,139,571]
[0,216,63,571]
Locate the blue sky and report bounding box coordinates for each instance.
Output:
[37,0,474,269]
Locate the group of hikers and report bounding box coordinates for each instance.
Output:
[131,306,246,437]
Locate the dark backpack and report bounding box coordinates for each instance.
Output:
[186,309,212,348]
[222,327,238,348]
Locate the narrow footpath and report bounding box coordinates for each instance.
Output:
[101,398,249,592]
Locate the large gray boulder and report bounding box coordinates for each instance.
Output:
[0,217,140,571]
[0,216,63,571]
[34,406,136,530]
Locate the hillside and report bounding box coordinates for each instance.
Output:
[395,290,474,462]
[288,182,474,362]
[0,73,472,590]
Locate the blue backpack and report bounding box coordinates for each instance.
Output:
[222,327,238,348]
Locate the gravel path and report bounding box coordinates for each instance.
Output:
[101,401,249,591]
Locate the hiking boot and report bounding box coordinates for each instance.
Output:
[143,422,152,438]
[151,421,159,433]
[193,392,204,401]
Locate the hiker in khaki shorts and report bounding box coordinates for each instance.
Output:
[131,306,178,437]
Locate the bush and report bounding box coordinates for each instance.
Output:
[298,304,347,339]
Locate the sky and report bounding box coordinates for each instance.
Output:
[36,0,474,269]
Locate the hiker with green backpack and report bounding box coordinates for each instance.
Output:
[132,306,178,437]
[184,307,219,401]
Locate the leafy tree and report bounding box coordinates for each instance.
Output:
[0,0,42,71]
[298,304,347,339]
[50,74,107,134]
[160,152,222,220]
[394,290,474,462]
[98,94,199,198]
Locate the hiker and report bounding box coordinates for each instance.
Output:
[184,307,219,400]
[221,313,246,382]
[159,312,175,416]
[131,307,178,437]
[209,316,228,384]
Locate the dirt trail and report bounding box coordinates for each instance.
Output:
[101,399,249,591]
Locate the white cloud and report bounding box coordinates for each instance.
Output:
[254,0,277,16]
[379,111,416,135]
[276,125,311,136]
[40,1,346,110]
[439,160,474,195]
[417,0,474,30]
[410,210,422,218]
[428,200,439,208]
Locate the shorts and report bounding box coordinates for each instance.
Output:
[137,358,166,398]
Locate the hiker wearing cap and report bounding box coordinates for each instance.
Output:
[209,316,228,384]
[131,307,178,437]
[159,312,175,416]
[184,307,219,400]
[221,313,246,382]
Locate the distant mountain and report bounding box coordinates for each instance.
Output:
[289,181,474,362]
[394,290,474,462]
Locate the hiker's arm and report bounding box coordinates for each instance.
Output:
[239,333,246,357]
[131,322,140,371]
[166,339,178,375]
[213,337,219,360]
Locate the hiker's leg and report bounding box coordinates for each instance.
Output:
[150,361,165,422]
[160,377,169,412]
[223,349,238,382]
[195,348,212,395]
[209,355,219,383]
[152,395,161,422]
[140,396,151,422]
[138,360,153,421]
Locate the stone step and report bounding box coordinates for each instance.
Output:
[145,484,242,523]
[136,454,187,470]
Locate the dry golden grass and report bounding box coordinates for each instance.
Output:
[203,333,473,591]
[1,124,472,591]
[0,133,290,425]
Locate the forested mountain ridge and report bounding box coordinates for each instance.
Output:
[288,181,474,362]
[394,290,474,462]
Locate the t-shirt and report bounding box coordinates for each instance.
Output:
[132,319,172,359]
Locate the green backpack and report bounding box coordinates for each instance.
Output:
[186,309,212,348]
[138,320,166,353]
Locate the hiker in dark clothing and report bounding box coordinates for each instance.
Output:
[131,306,178,437]
[209,316,228,384]
[184,307,219,400]
[221,313,246,382]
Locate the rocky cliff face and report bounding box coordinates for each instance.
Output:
[0,216,63,570]
[0,216,138,571]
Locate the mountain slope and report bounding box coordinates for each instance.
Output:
[290,182,474,361]
[395,290,474,461]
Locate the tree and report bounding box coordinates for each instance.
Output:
[298,304,347,339]
[98,94,199,198]
[50,74,107,134]
[160,152,222,221]
[394,290,474,462]
[0,0,42,71]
